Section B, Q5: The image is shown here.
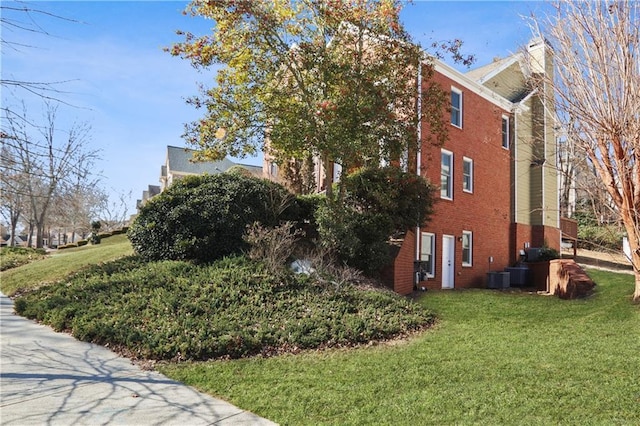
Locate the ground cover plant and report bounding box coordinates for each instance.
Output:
[160,269,640,425]
[13,255,435,360]
[0,247,47,271]
[0,234,133,296]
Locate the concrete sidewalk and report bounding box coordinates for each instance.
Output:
[0,293,276,425]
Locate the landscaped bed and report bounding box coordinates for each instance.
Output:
[0,247,47,271]
[13,255,435,361]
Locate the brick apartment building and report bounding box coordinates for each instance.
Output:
[265,38,561,294]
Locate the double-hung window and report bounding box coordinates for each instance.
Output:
[463,157,473,193]
[462,231,473,267]
[451,87,462,128]
[420,232,435,278]
[502,116,510,149]
[441,150,453,200]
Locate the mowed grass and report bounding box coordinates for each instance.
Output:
[159,269,640,425]
[0,234,133,296]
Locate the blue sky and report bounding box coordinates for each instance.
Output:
[2,1,546,213]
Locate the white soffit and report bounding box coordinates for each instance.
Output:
[428,59,515,112]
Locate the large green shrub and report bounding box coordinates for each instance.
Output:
[342,166,435,235]
[128,174,296,263]
[317,166,436,275]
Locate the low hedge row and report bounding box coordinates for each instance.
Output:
[58,243,78,250]
[14,255,434,361]
[56,227,129,250]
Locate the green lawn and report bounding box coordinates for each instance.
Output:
[4,239,638,424]
[159,269,640,425]
[0,234,133,296]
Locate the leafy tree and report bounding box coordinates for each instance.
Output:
[169,0,451,201]
[529,1,640,302]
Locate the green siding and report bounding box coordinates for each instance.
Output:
[483,62,529,102]
[473,42,559,230]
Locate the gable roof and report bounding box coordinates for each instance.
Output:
[464,52,534,104]
[465,54,523,84]
[148,185,161,197]
[431,59,514,111]
[235,164,263,177]
[166,145,237,176]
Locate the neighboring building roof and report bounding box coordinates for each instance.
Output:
[1,235,25,245]
[236,164,263,177]
[148,185,161,197]
[166,145,237,176]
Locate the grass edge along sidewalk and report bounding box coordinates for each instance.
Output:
[0,234,133,296]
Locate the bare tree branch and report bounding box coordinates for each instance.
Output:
[529,0,640,301]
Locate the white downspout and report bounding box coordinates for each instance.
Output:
[415,60,423,262]
[513,109,518,225]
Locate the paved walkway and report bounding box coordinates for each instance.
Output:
[0,293,276,425]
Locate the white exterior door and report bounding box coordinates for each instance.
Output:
[442,235,455,289]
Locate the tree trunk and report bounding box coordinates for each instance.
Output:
[27,222,34,247]
[9,222,17,248]
[633,250,640,303]
[36,223,45,248]
[322,152,333,201]
[622,220,640,303]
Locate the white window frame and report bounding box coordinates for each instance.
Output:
[502,115,510,149]
[420,232,436,278]
[441,149,453,200]
[270,162,278,177]
[463,157,473,194]
[451,87,463,128]
[333,162,342,183]
[462,230,473,267]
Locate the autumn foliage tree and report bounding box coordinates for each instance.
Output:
[169,0,449,201]
[530,1,640,302]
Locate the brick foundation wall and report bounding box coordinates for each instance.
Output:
[512,223,561,264]
[392,231,417,295]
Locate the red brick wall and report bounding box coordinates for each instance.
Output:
[417,67,512,289]
[544,225,561,253]
[392,231,417,295]
[512,223,561,264]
